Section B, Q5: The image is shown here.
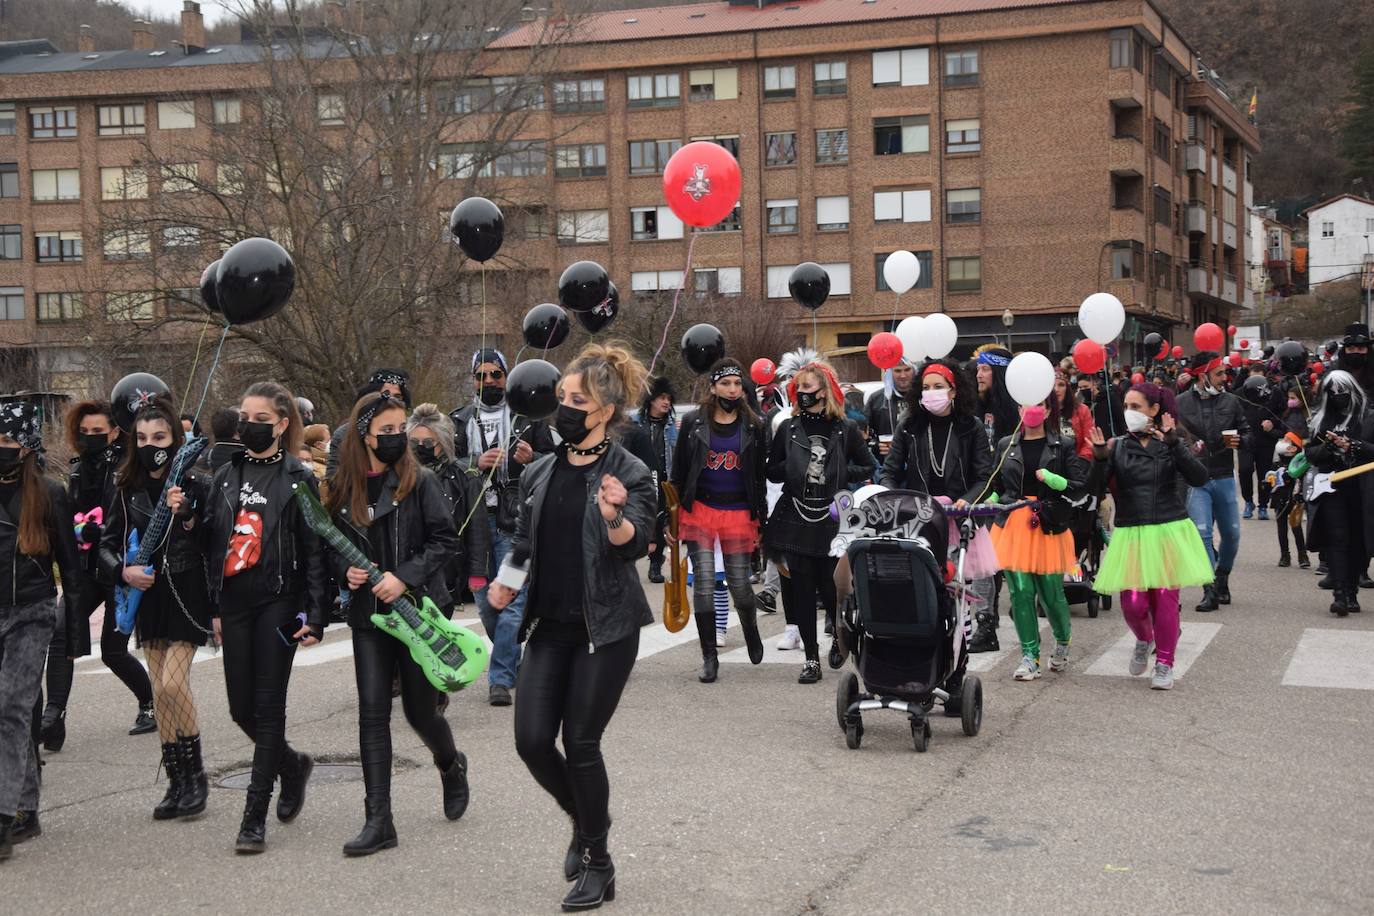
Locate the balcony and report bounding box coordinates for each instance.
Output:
[1188,265,1209,294]
[1222,221,1238,250]
[1222,274,1238,304]
[1185,201,1208,235]
[1184,142,1206,172]
[1109,136,1146,177]
[1221,162,1237,193]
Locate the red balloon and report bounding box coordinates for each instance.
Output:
[1157,339,1171,361]
[662,141,742,228]
[1310,373,1319,385]
[1131,372,1146,385]
[867,332,904,371]
[1239,338,1250,349]
[1072,338,1106,374]
[1312,361,1325,373]
[1228,353,1242,368]
[1172,345,1184,359]
[750,357,776,386]
[1194,322,1224,352]
[1227,325,1237,336]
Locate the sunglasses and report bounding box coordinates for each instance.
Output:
[475,370,504,382]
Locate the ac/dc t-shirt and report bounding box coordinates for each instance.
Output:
[698,419,748,510]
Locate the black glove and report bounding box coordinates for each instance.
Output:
[81,521,103,545]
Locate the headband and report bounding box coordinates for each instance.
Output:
[356,392,402,440]
[0,401,41,451]
[471,348,508,374]
[1196,356,1224,375]
[709,365,742,385]
[976,351,1010,367]
[369,370,409,389]
[922,364,956,387]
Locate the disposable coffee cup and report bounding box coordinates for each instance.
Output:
[1223,428,1239,446]
[879,434,893,445]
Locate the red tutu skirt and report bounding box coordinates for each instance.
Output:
[989,503,1078,575]
[679,503,758,555]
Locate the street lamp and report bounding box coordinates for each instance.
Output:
[1001,308,1014,348]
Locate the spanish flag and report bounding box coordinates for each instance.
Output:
[1248,90,1258,120]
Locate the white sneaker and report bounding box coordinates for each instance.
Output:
[776,624,802,650]
[1151,662,1174,690]
[1048,642,1070,672]
[1013,655,1042,681]
[715,629,727,648]
[1129,640,1153,676]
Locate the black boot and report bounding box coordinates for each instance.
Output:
[968,613,999,653]
[1194,585,1219,612]
[1277,553,1291,568]
[9,810,40,843]
[562,830,616,912]
[564,818,582,882]
[798,649,822,685]
[39,707,66,753]
[1349,587,1363,613]
[1299,552,1311,569]
[439,752,469,821]
[738,598,763,665]
[235,792,270,854]
[694,613,718,683]
[1331,588,1351,617]
[129,702,157,736]
[647,559,664,585]
[177,734,209,819]
[342,798,397,857]
[153,741,184,821]
[276,750,313,823]
[1214,571,1231,605]
[0,813,11,861]
[1318,574,1335,590]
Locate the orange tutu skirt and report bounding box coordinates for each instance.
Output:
[989,504,1078,575]
[679,503,758,555]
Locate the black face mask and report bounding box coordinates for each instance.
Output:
[1327,392,1353,413]
[797,391,820,410]
[555,404,592,446]
[411,441,440,466]
[718,396,742,414]
[1343,352,1367,371]
[79,433,110,457]
[479,386,505,408]
[238,420,279,454]
[0,447,21,474]
[137,444,170,473]
[371,433,408,466]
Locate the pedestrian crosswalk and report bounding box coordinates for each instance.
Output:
[1282,629,1374,691]
[1083,622,1221,680]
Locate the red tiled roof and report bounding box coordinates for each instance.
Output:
[491,0,1091,48]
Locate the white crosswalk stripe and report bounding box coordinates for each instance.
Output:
[965,625,1051,673]
[1281,629,1374,690]
[1084,621,1221,680]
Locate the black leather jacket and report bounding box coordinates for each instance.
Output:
[991,431,1090,534]
[767,414,876,494]
[880,412,994,503]
[670,408,768,521]
[1175,388,1249,480]
[1091,433,1209,527]
[502,443,655,650]
[198,452,330,629]
[449,403,556,477]
[329,467,461,628]
[67,445,122,579]
[430,459,492,594]
[0,477,84,650]
[98,474,211,582]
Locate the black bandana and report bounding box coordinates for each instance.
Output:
[356,392,402,440]
[0,402,42,450]
[709,365,742,385]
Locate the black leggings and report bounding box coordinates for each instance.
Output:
[45,581,153,712]
[1238,449,1273,507]
[514,622,637,837]
[1318,491,1367,593]
[219,596,301,800]
[353,626,457,801]
[1272,484,1307,559]
[783,552,837,658]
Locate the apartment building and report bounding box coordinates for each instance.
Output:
[0,0,1260,397]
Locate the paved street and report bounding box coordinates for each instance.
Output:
[7,514,1374,915]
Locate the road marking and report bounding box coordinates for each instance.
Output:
[966,625,1050,673]
[1282,629,1374,690]
[1084,621,1221,679]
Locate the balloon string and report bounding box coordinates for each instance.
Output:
[1102,367,1116,438]
[192,325,231,422]
[645,231,698,384]
[179,312,215,416]
[812,311,818,351]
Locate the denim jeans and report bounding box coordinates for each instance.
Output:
[1188,477,1241,573]
[475,516,525,689]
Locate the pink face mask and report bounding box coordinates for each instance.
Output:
[1021,405,1047,428]
[1287,398,1299,410]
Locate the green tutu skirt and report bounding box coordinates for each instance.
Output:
[1094,518,1214,594]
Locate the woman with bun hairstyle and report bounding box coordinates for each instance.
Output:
[1089,382,1213,689]
[487,343,655,912]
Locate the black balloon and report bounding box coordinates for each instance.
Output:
[216,238,295,325]
[788,262,830,312]
[449,197,505,263]
[1262,345,1275,359]
[1143,332,1162,354]
[681,323,726,374]
[110,372,172,433]
[199,259,222,316]
[522,303,570,350]
[558,261,610,313]
[505,359,561,420]
[576,282,620,334]
[1275,340,1307,376]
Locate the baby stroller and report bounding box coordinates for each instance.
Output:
[830,489,983,753]
[1058,493,1109,618]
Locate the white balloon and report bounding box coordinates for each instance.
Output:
[1005,352,1056,407]
[883,251,921,295]
[895,315,925,362]
[853,484,888,505]
[1077,292,1125,345]
[922,313,958,360]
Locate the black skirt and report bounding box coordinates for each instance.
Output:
[136,566,214,647]
[765,493,838,560]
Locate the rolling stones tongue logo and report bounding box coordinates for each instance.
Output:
[223,509,263,577]
[682,163,712,201]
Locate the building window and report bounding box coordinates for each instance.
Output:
[0,225,19,260]
[30,106,77,139]
[161,162,198,193]
[630,206,684,241]
[438,143,489,179]
[630,270,686,292]
[162,226,200,249]
[213,97,241,124]
[493,142,546,177]
[1367,218,1374,233]
[628,139,681,176]
[816,195,849,231]
[693,134,740,158]
[103,230,151,261]
[97,104,145,136]
[816,128,848,163]
[1221,190,1237,225]
[1110,240,1145,279]
[0,163,16,199]
[873,116,929,155]
[317,93,345,125]
[554,143,607,179]
[947,257,981,292]
[1153,186,1172,227]
[1152,119,1171,163]
[36,230,82,263]
[33,168,81,202]
[813,61,847,96]
[1109,28,1144,72]
[491,76,544,111]
[688,68,738,101]
[944,50,978,87]
[875,251,932,291]
[1153,251,1172,289]
[37,292,82,322]
[766,199,799,234]
[1152,53,1175,98]
[511,206,550,240]
[556,210,609,244]
[101,166,147,201]
[765,132,797,166]
[106,290,156,320]
[0,103,14,136]
[627,73,679,109]
[762,65,796,100]
[874,188,931,223]
[157,100,196,130]
[946,118,980,153]
[766,266,796,298]
[820,263,852,295]
[1112,174,1143,210]
[439,79,493,114]
[0,287,21,321]
[946,188,981,223]
[872,47,929,86]
[1321,221,1334,239]
[692,267,742,296]
[694,203,742,233]
[553,78,606,113]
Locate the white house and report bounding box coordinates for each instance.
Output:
[1304,193,1374,288]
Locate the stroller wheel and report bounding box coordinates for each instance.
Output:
[1102,594,1112,611]
[961,675,983,737]
[836,671,859,733]
[911,718,931,753]
[845,720,863,750]
[1087,592,1101,619]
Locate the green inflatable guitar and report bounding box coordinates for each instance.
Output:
[291,482,489,693]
